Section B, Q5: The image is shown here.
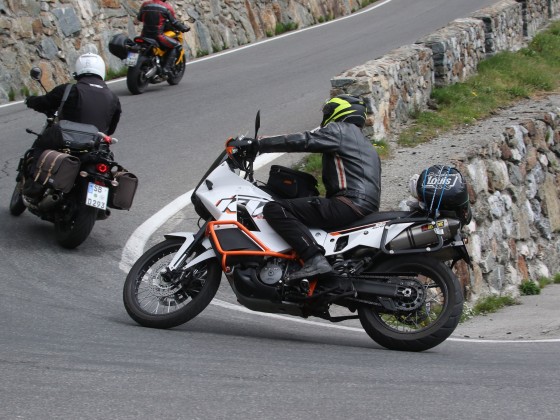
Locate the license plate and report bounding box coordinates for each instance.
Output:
[125,52,139,66]
[86,182,109,210]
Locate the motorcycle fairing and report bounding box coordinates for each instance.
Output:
[194,160,420,259]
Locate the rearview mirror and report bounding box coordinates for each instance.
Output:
[30,67,42,81]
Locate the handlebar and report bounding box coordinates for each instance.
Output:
[98,132,118,145]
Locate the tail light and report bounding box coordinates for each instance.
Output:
[96,163,109,174]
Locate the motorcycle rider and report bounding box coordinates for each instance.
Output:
[136,0,190,76]
[230,95,381,281]
[24,53,121,194]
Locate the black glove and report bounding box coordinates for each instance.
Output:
[226,137,260,156]
[24,96,36,107]
[178,23,190,33]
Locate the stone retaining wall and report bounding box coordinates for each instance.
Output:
[0,0,360,103]
[471,0,524,56]
[454,108,560,299]
[330,0,559,139]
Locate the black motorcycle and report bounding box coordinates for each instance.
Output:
[9,68,138,249]
[109,17,195,95]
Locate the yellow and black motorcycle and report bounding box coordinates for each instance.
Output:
[109,19,194,95]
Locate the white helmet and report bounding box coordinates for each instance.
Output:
[74,53,106,80]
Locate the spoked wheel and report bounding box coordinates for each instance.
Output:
[126,56,150,95]
[167,58,185,85]
[123,238,221,329]
[358,255,463,352]
[9,181,26,216]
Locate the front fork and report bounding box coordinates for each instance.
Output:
[164,221,216,271]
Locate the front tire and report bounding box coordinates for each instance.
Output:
[358,255,463,352]
[167,58,185,85]
[123,238,221,329]
[9,181,26,216]
[126,56,150,95]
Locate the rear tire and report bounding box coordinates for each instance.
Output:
[358,255,463,352]
[9,181,26,216]
[55,205,97,249]
[126,56,150,95]
[123,238,221,329]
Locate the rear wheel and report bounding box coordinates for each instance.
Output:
[123,238,221,329]
[358,255,463,352]
[54,205,97,249]
[9,181,26,216]
[126,56,150,94]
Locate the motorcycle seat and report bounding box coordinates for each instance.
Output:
[337,210,417,230]
[133,37,159,47]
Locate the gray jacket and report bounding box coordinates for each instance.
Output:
[259,122,381,212]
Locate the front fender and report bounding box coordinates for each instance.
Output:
[164,232,215,270]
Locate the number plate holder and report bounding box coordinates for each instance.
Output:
[125,52,139,67]
[86,182,109,210]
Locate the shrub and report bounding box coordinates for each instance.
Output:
[519,280,540,295]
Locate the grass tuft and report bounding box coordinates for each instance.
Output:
[397,20,560,147]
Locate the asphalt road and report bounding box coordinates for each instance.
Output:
[2,1,559,419]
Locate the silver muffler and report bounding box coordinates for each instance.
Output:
[145,65,158,78]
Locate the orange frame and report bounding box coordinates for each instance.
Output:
[206,220,318,297]
[206,220,298,272]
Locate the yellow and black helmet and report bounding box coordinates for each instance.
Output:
[321,95,367,128]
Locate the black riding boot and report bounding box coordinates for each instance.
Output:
[162,48,178,76]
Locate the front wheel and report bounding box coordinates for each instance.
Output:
[9,181,26,216]
[126,56,150,95]
[358,255,463,352]
[167,57,185,85]
[123,238,221,329]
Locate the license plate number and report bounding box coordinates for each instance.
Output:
[125,52,139,66]
[86,182,109,210]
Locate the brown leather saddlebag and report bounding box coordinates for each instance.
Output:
[34,150,80,193]
[110,171,138,210]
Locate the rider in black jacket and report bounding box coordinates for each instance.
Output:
[24,53,122,196]
[26,53,121,136]
[136,0,190,76]
[233,95,381,281]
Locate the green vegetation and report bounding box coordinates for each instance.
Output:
[398,20,560,147]
[554,273,560,284]
[8,87,15,101]
[275,21,298,35]
[106,66,128,80]
[519,280,541,295]
[196,49,209,57]
[460,294,519,322]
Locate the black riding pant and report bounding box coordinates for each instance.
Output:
[263,197,364,261]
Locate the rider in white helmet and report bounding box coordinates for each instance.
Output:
[23,53,122,196]
[26,53,121,135]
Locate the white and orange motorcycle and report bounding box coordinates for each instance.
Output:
[123,113,472,352]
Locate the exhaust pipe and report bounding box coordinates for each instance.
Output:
[145,65,157,78]
[38,194,60,211]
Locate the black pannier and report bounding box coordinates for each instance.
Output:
[109,171,138,210]
[416,165,472,224]
[109,33,133,60]
[265,165,319,199]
